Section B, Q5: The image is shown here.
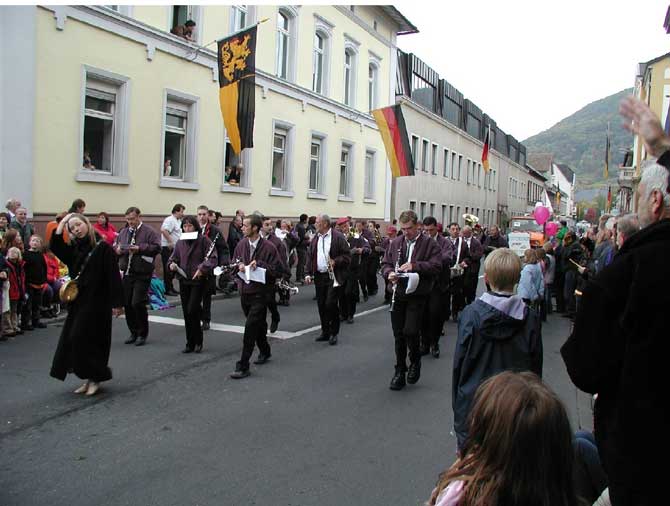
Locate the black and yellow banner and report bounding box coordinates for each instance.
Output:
[217,26,257,154]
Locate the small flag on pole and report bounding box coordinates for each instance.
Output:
[372,104,415,178]
[556,190,561,210]
[606,185,612,213]
[217,26,257,155]
[482,124,491,172]
[604,123,610,179]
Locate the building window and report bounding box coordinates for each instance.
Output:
[451,152,457,179]
[344,48,357,107]
[161,91,199,187]
[309,135,326,194]
[170,6,201,43]
[456,206,461,225]
[272,128,289,190]
[429,202,436,218]
[458,155,463,180]
[409,200,416,212]
[422,139,429,172]
[420,202,427,220]
[449,205,454,223]
[80,68,130,182]
[223,134,251,188]
[276,11,290,79]
[373,19,378,31]
[443,149,449,177]
[312,32,325,94]
[364,149,375,199]
[478,163,482,187]
[441,204,447,225]
[431,143,438,175]
[339,143,353,197]
[466,159,472,184]
[231,5,247,32]
[411,135,420,171]
[368,62,379,111]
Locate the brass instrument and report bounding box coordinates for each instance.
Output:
[125,227,137,276]
[462,213,479,227]
[276,277,299,295]
[389,246,402,312]
[327,252,339,287]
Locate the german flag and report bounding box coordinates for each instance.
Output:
[482,124,491,172]
[606,185,612,212]
[217,26,257,155]
[372,104,415,178]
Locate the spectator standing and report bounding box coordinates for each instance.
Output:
[5,199,21,222]
[67,199,86,214]
[160,204,185,296]
[461,225,483,306]
[541,242,556,315]
[452,248,542,450]
[227,214,244,259]
[22,235,48,330]
[10,207,34,246]
[0,212,9,241]
[0,251,8,339]
[560,231,583,319]
[615,213,639,250]
[295,213,309,284]
[2,247,25,338]
[561,95,670,506]
[517,248,544,308]
[93,212,118,246]
[482,224,508,254]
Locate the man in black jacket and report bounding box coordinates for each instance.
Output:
[295,213,308,283]
[562,96,670,506]
[227,215,244,259]
[197,205,230,330]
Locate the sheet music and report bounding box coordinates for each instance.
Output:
[237,265,266,284]
[396,272,420,294]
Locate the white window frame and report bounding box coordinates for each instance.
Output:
[343,36,360,108]
[276,6,299,82]
[411,134,420,171]
[420,201,427,220]
[451,152,457,179]
[421,138,429,172]
[221,133,253,193]
[270,119,295,196]
[104,5,133,16]
[77,66,130,185]
[458,154,463,180]
[308,132,327,198]
[313,15,334,97]
[230,5,248,33]
[443,148,449,177]
[368,59,380,111]
[364,148,376,201]
[167,5,203,44]
[431,143,439,175]
[409,200,417,212]
[338,141,354,200]
[160,89,200,190]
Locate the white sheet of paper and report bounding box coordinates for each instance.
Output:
[237,265,266,284]
[180,231,198,240]
[275,229,287,240]
[396,272,420,294]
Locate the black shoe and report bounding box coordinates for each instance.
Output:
[431,344,440,358]
[230,368,250,379]
[124,336,137,344]
[270,318,279,333]
[135,337,147,346]
[329,334,338,345]
[346,317,354,324]
[389,368,406,390]
[420,345,430,356]
[201,321,210,331]
[182,347,194,354]
[194,344,203,353]
[33,322,47,329]
[253,354,271,365]
[315,334,329,342]
[407,363,421,384]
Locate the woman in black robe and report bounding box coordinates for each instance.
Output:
[50,213,124,396]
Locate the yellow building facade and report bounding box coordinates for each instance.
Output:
[1,5,416,227]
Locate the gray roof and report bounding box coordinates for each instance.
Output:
[380,6,418,35]
[527,153,554,173]
[555,163,575,182]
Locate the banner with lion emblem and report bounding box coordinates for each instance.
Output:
[217,26,257,154]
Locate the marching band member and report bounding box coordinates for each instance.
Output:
[420,217,455,358]
[382,210,441,391]
[168,216,217,354]
[381,226,398,304]
[461,225,484,305]
[305,214,351,346]
[336,217,370,324]
[230,214,281,379]
[115,207,161,347]
[196,205,229,331]
[261,215,289,333]
[446,222,471,322]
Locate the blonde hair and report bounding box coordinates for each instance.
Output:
[29,234,44,252]
[67,213,98,247]
[7,246,22,261]
[523,248,538,264]
[484,248,522,292]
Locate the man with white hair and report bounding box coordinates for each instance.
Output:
[614,213,639,249]
[5,199,21,221]
[562,97,670,506]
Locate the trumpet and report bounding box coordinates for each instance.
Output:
[277,278,299,295]
[327,253,339,287]
[389,246,402,312]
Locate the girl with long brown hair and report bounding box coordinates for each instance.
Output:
[429,371,579,506]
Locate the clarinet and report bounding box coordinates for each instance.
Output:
[125,227,137,276]
[389,246,402,312]
[204,231,219,261]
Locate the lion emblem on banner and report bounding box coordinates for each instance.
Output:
[221,34,252,82]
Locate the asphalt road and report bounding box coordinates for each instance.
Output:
[0,278,592,506]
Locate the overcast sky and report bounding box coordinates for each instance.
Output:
[396,0,669,141]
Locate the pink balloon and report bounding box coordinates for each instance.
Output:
[534,206,550,225]
[545,222,559,236]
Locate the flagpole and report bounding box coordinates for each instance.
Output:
[186,18,270,62]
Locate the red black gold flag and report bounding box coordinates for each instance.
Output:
[217,26,257,155]
[604,123,610,179]
[606,185,612,212]
[372,104,415,178]
[482,124,491,172]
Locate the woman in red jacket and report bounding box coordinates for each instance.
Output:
[4,247,26,337]
[92,212,117,245]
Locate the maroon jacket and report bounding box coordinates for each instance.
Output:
[381,233,442,298]
[426,233,456,292]
[266,233,289,278]
[168,235,217,285]
[306,228,351,286]
[232,237,281,295]
[447,236,471,267]
[463,236,484,270]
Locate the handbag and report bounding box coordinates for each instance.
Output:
[59,243,99,303]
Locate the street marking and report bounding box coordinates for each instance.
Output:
[147,304,388,341]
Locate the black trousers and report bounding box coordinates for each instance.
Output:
[450,275,465,316]
[421,288,449,349]
[22,285,43,327]
[564,270,578,315]
[201,276,216,322]
[555,271,566,312]
[180,282,205,349]
[463,262,480,305]
[161,246,175,292]
[391,297,427,370]
[358,257,369,298]
[366,254,379,295]
[238,292,271,370]
[267,285,280,322]
[123,275,151,338]
[339,273,359,320]
[296,246,307,281]
[315,272,340,337]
